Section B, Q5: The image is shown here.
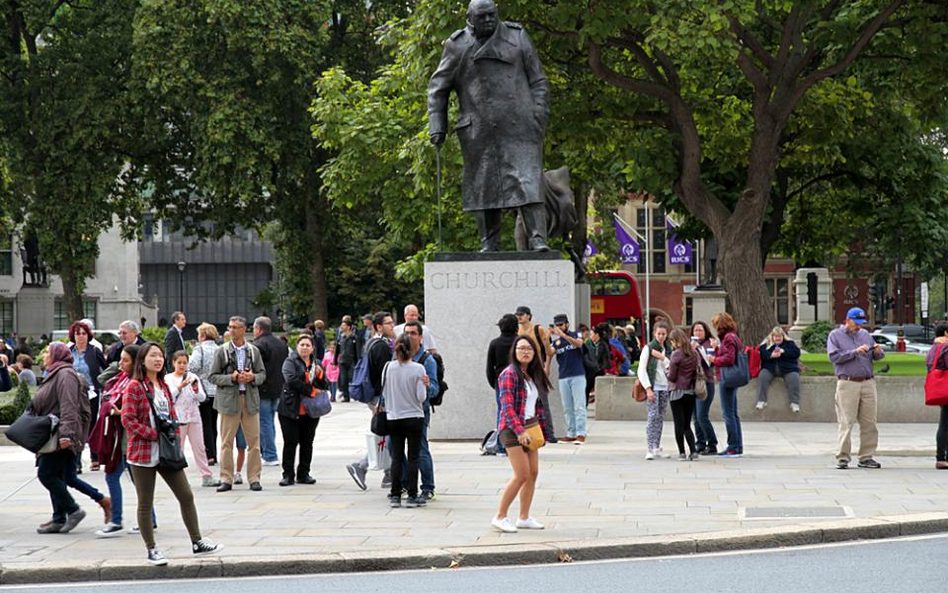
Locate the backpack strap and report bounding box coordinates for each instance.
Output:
[418,351,429,365]
[534,325,547,363]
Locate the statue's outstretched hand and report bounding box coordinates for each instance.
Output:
[430,132,446,146]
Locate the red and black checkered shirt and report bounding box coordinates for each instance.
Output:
[497,365,548,436]
[121,379,177,466]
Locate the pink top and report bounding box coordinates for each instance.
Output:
[321,352,340,382]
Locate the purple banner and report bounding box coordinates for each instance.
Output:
[583,240,598,261]
[667,221,693,265]
[614,219,640,264]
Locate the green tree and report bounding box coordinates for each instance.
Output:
[0,0,138,320]
[130,0,410,322]
[315,0,948,343]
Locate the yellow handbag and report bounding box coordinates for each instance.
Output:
[523,421,545,451]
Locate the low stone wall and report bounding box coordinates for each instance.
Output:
[595,375,939,423]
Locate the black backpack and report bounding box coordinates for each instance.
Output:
[419,351,448,406]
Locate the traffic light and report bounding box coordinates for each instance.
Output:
[868,284,877,303]
[806,272,818,306]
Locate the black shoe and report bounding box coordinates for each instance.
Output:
[547,437,558,444]
[249,481,263,491]
[695,446,708,455]
[216,482,233,492]
[388,495,401,508]
[297,474,316,485]
[700,447,718,456]
[405,496,427,508]
[857,458,881,469]
[837,459,849,470]
[279,477,294,487]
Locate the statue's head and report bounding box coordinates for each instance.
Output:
[467,0,498,40]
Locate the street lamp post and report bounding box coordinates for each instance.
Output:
[176,260,186,314]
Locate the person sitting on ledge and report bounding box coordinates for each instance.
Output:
[756,327,802,413]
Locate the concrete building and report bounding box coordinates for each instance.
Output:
[0,220,158,339]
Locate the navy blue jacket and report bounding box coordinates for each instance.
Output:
[759,340,801,375]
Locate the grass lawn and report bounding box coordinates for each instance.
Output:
[800,352,927,377]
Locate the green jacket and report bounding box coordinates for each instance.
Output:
[208,341,266,415]
[645,338,672,387]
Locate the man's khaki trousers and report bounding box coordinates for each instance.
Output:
[834,378,879,462]
[219,394,262,485]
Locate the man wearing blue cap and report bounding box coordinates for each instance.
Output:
[827,307,884,470]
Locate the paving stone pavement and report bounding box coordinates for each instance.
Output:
[1,402,946,566]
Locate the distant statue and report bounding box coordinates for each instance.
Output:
[21,233,47,287]
[514,166,585,280]
[428,0,550,252]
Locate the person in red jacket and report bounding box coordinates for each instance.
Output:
[122,342,221,566]
[710,312,744,457]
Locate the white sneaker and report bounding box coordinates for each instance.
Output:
[516,517,545,530]
[756,401,767,410]
[491,517,518,533]
[95,522,124,538]
[262,460,280,467]
[234,472,244,485]
[147,548,168,566]
[645,450,655,460]
[791,403,801,413]
[655,448,670,459]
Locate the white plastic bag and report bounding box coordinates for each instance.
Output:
[366,433,391,471]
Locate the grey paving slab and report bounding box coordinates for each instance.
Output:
[1,403,947,571]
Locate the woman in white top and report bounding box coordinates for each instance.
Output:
[382,334,428,509]
[637,321,672,460]
[165,351,218,487]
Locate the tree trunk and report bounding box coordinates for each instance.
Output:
[716,223,777,346]
[304,182,328,322]
[59,263,86,323]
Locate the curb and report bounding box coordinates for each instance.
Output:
[2,512,947,585]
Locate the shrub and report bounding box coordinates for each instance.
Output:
[142,327,168,345]
[0,382,31,425]
[801,321,836,353]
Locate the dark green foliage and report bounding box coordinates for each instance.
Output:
[801,321,837,354]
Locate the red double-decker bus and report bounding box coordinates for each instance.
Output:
[588,270,644,328]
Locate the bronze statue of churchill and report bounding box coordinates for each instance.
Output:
[428,0,550,252]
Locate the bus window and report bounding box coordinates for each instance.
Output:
[605,278,631,296]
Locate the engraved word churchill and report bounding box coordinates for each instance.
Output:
[428,0,550,253]
[428,270,569,291]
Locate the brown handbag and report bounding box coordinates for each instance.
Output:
[633,379,647,402]
[524,421,545,451]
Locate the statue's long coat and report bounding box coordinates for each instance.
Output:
[428,21,549,212]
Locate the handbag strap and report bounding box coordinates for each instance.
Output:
[935,343,948,371]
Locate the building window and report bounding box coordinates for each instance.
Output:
[54,300,98,331]
[0,301,12,334]
[684,296,694,327]
[635,206,666,274]
[766,278,792,325]
[0,235,12,276]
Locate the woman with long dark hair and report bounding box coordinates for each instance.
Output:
[690,321,718,455]
[278,334,328,487]
[492,335,552,533]
[122,342,221,566]
[666,328,699,460]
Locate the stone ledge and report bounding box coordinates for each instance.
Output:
[3,513,947,585]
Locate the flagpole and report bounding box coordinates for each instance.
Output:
[613,212,649,339]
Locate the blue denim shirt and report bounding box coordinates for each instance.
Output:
[413,349,439,424]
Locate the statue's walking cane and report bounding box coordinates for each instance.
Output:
[435,144,443,252]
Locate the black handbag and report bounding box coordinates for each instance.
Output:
[7,407,60,454]
[145,386,188,471]
[370,396,389,436]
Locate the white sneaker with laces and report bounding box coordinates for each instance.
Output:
[491,517,518,533]
[95,522,124,538]
[234,472,244,485]
[655,448,670,459]
[147,548,168,566]
[756,401,767,410]
[262,460,280,466]
[645,449,655,460]
[516,517,545,530]
[791,403,801,413]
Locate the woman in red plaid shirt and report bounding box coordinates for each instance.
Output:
[491,335,551,534]
[122,342,221,566]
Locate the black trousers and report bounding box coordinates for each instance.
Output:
[37,449,80,523]
[200,398,218,461]
[938,405,948,462]
[388,417,424,498]
[338,363,354,397]
[670,394,697,455]
[279,414,320,479]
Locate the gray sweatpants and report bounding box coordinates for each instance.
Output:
[757,368,801,405]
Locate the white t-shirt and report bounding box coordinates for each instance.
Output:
[130,384,171,469]
[524,379,538,420]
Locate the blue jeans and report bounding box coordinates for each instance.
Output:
[329,381,338,401]
[236,425,247,450]
[64,454,105,504]
[694,382,718,450]
[259,398,279,462]
[37,450,80,524]
[399,406,434,492]
[719,384,743,452]
[558,374,588,438]
[105,459,126,525]
[494,386,506,454]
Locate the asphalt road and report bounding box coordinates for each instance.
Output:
[4,534,948,593]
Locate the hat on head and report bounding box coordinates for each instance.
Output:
[362,313,373,321]
[553,314,569,325]
[515,306,531,316]
[846,307,868,324]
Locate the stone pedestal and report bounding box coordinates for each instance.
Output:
[789,267,832,341]
[574,282,591,329]
[16,286,55,337]
[690,285,728,325]
[425,253,574,440]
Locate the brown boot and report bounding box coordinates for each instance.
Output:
[98,496,112,523]
[936,461,948,470]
